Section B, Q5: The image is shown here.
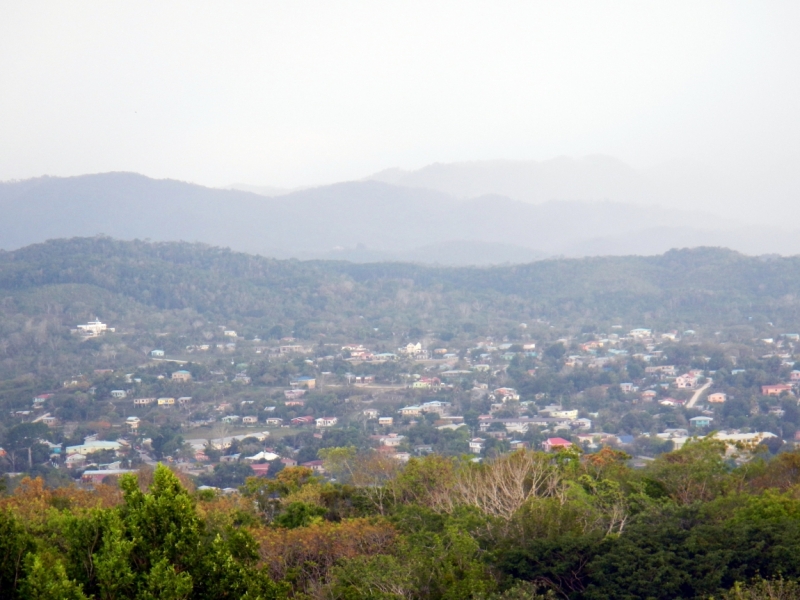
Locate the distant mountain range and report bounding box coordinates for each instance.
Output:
[2,168,799,264]
[364,155,800,224]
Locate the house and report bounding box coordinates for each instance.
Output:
[66,440,122,456]
[690,416,713,428]
[245,450,280,462]
[315,417,338,428]
[509,440,529,451]
[762,384,793,396]
[646,365,678,377]
[291,376,316,389]
[66,453,87,468]
[171,370,192,382]
[221,415,241,423]
[110,390,127,399]
[157,397,175,406]
[420,401,451,414]
[377,434,405,447]
[126,416,140,431]
[76,319,110,337]
[150,349,165,357]
[469,438,486,454]
[412,377,440,389]
[640,390,658,401]
[342,343,367,352]
[291,416,315,426]
[134,397,155,406]
[493,387,520,401]
[280,344,310,354]
[363,409,379,419]
[242,416,258,425]
[178,396,192,406]
[620,382,635,393]
[543,437,573,452]
[81,469,136,484]
[659,397,684,408]
[281,457,298,467]
[572,418,592,430]
[301,460,326,474]
[378,417,394,427]
[264,418,284,426]
[285,399,305,407]
[791,370,800,382]
[707,392,727,403]
[250,463,271,476]
[438,415,464,425]
[400,342,423,356]
[33,393,53,407]
[675,374,698,389]
[40,415,58,427]
[284,389,306,399]
[399,405,422,417]
[542,407,579,419]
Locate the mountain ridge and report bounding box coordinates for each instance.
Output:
[0,171,791,264]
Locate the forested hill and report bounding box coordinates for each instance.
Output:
[3,237,800,334]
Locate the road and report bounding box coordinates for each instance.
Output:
[686,379,713,409]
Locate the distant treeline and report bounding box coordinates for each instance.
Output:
[3,237,800,335]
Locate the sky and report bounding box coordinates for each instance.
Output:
[1,1,799,191]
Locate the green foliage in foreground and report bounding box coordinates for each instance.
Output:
[0,466,287,600]
[7,442,800,598]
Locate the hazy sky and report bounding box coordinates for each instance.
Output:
[1,1,799,189]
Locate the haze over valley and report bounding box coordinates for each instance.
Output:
[3,154,798,265]
[7,5,800,599]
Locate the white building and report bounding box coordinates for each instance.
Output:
[399,342,423,356]
[315,417,338,427]
[66,440,121,456]
[379,434,405,447]
[469,438,486,453]
[76,319,111,337]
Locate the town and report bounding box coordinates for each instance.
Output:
[4,316,795,490]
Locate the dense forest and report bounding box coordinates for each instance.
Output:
[4,237,800,339]
[4,441,800,599]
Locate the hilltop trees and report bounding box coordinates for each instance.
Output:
[7,422,800,597]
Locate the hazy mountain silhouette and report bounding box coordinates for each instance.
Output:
[366,155,800,223]
[1,171,796,264]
